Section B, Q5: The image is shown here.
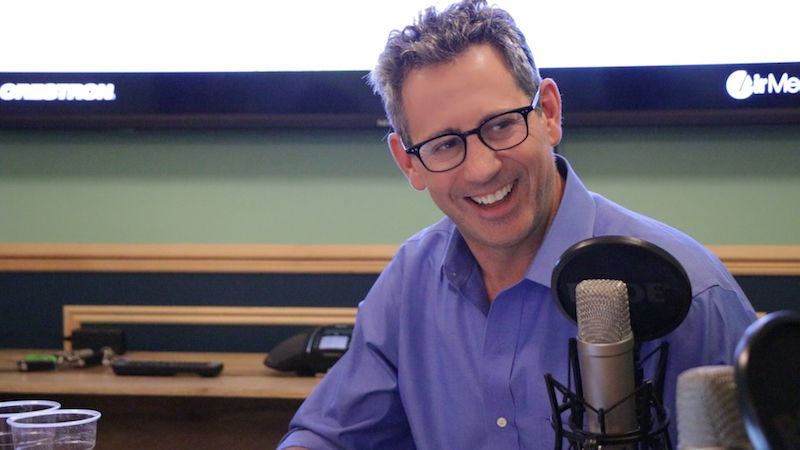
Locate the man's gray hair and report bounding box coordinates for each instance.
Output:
[367,0,542,146]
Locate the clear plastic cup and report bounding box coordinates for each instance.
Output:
[6,409,100,450]
[0,401,61,450]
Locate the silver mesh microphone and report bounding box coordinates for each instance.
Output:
[576,279,638,441]
[677,365,753,450]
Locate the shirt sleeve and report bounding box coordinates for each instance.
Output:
[646,283,757,443]
[670,283,757,366]
[276,259,415,450]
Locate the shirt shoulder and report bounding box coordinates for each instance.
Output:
[590,193,742,296]
[389,216,456,269]
[359,216,455,311]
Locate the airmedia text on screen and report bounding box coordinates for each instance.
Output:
[726,70,800,100]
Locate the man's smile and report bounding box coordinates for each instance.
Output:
[469,182,514,206]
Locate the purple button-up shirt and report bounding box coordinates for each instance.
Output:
[278,155,756,450]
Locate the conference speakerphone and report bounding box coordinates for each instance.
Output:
[111,359,224,377]
[265,324,353,376]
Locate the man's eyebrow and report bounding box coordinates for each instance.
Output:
[417,106,518,143]
[417,127,462,143]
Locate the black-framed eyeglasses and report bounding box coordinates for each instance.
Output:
[404,87,541,173]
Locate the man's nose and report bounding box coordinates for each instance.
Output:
[460,135,502,183]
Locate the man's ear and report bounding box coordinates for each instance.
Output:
[538,78,563,147]
[388,132,427,191]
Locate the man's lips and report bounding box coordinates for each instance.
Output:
[469,182,514,206]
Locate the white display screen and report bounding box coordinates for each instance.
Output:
[2,0,796,72]
[1,1,798,128]
[318,335,350,351]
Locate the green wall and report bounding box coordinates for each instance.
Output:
[1,124,799,245]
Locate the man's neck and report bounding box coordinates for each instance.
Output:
[472,161,566,301]
[475,242,541,302]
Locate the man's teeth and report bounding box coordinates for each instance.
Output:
[471,184,513,205]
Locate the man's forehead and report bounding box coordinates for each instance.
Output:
[400,45,527,141]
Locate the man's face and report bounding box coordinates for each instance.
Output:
[389,43,564,256]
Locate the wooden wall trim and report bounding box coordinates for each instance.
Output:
[0,244,397,274]
[706,245,800,276]
[62,304,358,350]
[1,243,799,276]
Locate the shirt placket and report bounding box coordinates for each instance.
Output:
[480,287,524,450]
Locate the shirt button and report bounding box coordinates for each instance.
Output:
[496,417,508,428]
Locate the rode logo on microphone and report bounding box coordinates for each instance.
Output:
[726,70,800,100]
[0,82,116,102]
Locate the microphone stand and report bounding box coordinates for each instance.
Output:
[545,339,673,450]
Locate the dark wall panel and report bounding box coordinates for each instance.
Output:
[0,272,377,351]
[0,272,795,351]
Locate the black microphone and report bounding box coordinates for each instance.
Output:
[547,235,694,449]
[575,279,637,439]
[676,365,752,449]
[552,236,692,343]
[735,310,800,450]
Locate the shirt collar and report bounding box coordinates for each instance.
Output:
[525,154,596,287]
[442,222,475,287]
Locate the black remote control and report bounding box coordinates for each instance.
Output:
[111,359,224,377]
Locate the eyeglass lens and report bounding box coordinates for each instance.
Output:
[418,110,529,172]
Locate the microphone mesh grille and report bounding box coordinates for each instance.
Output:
[575,279,632,343]
[676,365,752,449]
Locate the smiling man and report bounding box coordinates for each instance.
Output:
[277,1,756,449]
[388,43,564,301]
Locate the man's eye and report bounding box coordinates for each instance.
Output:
[429,136,461,154]
[486,115,519,132]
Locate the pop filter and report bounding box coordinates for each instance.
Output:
[735,310,800,450]
[552,235,692,342]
